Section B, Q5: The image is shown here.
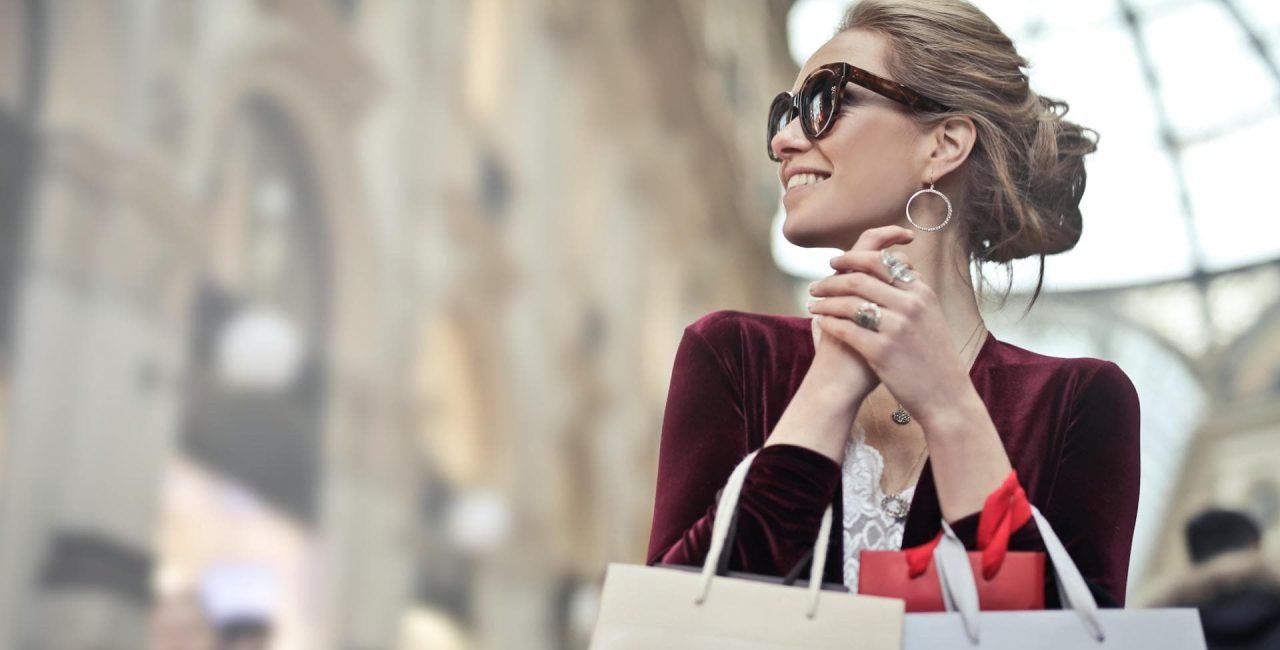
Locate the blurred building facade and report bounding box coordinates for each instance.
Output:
[0,0,797,648]
[0,0,1278,649]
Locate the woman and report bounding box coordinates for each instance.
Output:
[645,0,1140,607]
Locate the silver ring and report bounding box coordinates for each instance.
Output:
[880,249,916,285]
[891,265,916,284]
[880,249,903,269]
[853,302,882,331]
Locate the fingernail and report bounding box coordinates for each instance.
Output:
[806,298,818,310]
[808,281,818,294]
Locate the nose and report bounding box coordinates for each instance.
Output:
[770,111,811,162]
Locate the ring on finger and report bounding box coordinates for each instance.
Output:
[853,301,882,331]
[880,249,916,285]
[880,249,905,270]
[890,264,916,284]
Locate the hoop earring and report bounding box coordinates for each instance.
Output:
[905,183,953,232]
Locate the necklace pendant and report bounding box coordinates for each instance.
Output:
[880,494,910,520]
[891,404,911,425]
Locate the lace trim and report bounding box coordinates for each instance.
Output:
[841,422,916,592]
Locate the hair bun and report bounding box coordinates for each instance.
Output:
[991,95,1098,262]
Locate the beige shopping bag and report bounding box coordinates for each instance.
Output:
[591,451,905,649]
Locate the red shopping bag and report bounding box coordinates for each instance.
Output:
[857,470,1045,612]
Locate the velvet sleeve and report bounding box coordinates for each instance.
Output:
[645,322,841,577]
[948,361,1141,606]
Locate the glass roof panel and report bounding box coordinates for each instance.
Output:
[1182,113,1280,270]
[1235,0,1280,34]
[1024,0,1120,34]
[1126,0,1199,16]
[1232,0,1280,70]
[969,0,1041,38]
[1142,1,1277,135]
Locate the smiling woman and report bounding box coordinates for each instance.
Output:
[646,0,1140,612]
[781,0,1280,291]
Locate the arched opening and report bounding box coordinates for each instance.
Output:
[180,94,331,523]
[156,95,332,649]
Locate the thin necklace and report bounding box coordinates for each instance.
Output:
[891,319,987,425]
[866,396,925,520]
[879,444,928,521]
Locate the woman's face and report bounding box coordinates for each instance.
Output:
[773,30,928,249]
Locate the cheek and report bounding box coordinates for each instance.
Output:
[827,127,916,208]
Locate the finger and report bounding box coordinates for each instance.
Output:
[808,271,904,309]
[831,249,913,273]
[808,295,904,335]
[815,313,886,362]
[824,250,914,284]
[850,225,914,252]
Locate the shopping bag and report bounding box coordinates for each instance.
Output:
[590,450,906,649]
[859,470,1044,611]
[859,548,1043,612]
[903,508,1207,649]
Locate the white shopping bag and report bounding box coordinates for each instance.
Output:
[905,508,1206,649]
[591,451,906,649]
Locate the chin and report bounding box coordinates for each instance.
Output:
[781,216,850,250]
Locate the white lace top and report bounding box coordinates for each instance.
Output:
[841,422,916,592]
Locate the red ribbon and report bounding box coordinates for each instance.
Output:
[903,470,1030,580]
[905,531,942,578]
[977,470,1032,579]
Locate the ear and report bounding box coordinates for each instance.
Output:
[920,115,976,184]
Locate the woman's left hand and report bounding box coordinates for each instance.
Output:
[806,248,977,428]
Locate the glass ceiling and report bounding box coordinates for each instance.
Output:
[776,0,1280,292]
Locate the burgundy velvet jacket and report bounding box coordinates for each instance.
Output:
[646,310,1141,605]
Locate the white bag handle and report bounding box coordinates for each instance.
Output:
[932,505,1106,644]
[694,451,835,618]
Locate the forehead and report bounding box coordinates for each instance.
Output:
[792,29,893,92]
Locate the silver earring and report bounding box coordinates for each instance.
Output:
[905,183,953,232]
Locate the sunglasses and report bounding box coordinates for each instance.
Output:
[767,62,951,162]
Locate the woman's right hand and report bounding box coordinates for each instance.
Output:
[807,225,915,398]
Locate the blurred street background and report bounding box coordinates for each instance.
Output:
[0,0,1277,648]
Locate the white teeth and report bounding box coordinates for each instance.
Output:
[787,172,829,190]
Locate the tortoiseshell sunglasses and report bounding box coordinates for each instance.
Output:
[767,62,951,162]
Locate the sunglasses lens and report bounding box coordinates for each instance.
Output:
[767,94,794,158]
[800,69,839,135]
[768,94,788,145]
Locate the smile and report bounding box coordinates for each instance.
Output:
[786,172,830,190]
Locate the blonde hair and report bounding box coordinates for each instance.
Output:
[840,0,1097,311]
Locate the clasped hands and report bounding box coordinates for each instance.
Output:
[806,225,974,428]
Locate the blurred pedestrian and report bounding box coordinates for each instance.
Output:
[1151,508,1280,649]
